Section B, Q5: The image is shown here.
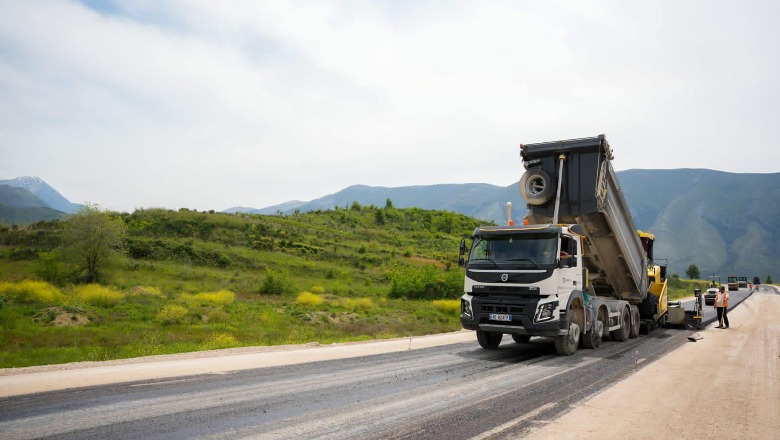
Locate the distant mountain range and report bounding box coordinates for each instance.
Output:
[0,177,81,214]
[2,171,777,281]
[226,169,780,280]
[0,176,81,224]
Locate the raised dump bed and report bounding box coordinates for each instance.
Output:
[519,135,648,303]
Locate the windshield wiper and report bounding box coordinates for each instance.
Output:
[505,258,538,268]
[471,258,498,267]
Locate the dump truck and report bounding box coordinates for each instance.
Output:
[459,135,668,355]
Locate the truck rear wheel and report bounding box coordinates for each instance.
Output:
[476,330,502,349]
[511,334,532,344]
[519,168,554,205]
[629,306,640,338]
[612,307,631,342]
[555,322,580,355]
[582,318,603,349]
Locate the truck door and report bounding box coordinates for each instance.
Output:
[558,235,580,294]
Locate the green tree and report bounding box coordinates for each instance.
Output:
[766,275,773,284]
[685,264,700,280]
[374,209,386,225]
[36,251,65,285]
[61,204,127,283]
[385,198,394,209]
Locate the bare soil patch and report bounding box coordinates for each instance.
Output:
[34,307,90,327]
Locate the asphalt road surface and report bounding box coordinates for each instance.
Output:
[0,288,753,440]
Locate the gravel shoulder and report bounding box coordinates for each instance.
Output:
[522,286,780,440]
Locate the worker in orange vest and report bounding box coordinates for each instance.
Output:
[714,285,730,329]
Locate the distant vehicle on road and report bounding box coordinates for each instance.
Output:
[753,276,761,291]
[704,287,718,306]
[738,276,748,288]
[708,275,720,289]
[727,276,739,291]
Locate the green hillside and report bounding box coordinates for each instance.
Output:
[0,204,67,225]
[247,170,779,280]
[0,206,482,367]
[618,169,780,279]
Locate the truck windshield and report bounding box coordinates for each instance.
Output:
[469,233,558,267]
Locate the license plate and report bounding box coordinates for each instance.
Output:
[489,313,512,322]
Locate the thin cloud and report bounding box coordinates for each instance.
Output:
[1,0,777,212]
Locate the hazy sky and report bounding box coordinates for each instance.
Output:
[1,1,778,212]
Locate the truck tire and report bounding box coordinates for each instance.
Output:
[612,307,631,342]
[519,168,554,205]
[476,330,502,349]
[511,334,532,344]
[555,322,580,355]
[629,306,640,338]
[581,319,603,349]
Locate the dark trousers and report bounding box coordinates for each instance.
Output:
[716,307,729,327]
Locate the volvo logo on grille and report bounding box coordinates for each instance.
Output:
[501,273,509,282]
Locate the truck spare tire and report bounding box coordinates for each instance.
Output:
[519,168,554,205]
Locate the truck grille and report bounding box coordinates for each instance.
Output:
[481,303,525,314]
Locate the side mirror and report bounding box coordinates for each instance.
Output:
[458,239,467,267]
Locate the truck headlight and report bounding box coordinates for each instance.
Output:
[535,301,559,322]
[461,299,474,320]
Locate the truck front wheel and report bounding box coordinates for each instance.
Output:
[555,322,580,355]
[476,330,503,349]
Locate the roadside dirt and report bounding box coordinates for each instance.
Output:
[522,286,779,440]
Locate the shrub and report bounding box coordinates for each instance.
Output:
[310,285,326,295]
[205,309,230,323]
[200,332,239,350]
[389,266,463,299]
[296,291,324,307]
[0,280,63,304]
[156,305,189,324]
[191,290,235,306]
[339,297,375,311]
[75,284,124,307]
[36,251,66,285]
[432,299,460,314]
[259,268,289,295]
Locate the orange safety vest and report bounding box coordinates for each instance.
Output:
[716,291,730,308]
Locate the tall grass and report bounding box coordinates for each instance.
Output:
[75,284,124,307]
[338,297,376,311]
[200,333,239,350]
[431,299,460,314]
